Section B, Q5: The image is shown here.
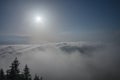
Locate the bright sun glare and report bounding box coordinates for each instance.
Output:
[35,16,42,23]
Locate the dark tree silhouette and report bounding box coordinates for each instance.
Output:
[0,69,5,80]
[23,64,32,80]
[0,58,43,80]
[6,57,20,80]
[40,76,43,80]
[34,75,40,80]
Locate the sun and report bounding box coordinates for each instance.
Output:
[35,16,42,23]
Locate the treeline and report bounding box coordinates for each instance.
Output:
[0,58,43,80]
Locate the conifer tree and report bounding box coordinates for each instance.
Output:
[40,76,43,80]
[0,58,44,80]
[0,69,5,80]
[7,57,20,80]
[23,64,31,80]
[34,74,40,80]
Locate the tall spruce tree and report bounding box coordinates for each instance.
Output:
[0,69,5,80]
[23,64,31,80]
[0,58,43,80]
[7,57,20,80]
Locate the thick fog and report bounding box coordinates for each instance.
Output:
[0,42,120,80]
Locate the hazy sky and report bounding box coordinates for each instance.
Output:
[0,0,120,44]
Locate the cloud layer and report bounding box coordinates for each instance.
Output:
[0,42,120,80]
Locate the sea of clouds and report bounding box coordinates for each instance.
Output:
[0,41,120,80]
